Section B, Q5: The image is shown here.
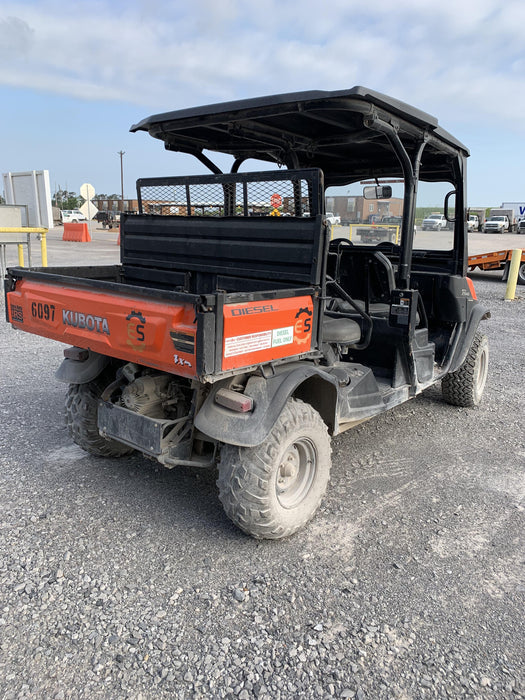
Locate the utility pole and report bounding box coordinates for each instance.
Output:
[118,150,125,212]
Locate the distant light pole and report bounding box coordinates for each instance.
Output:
[118,150,125,212]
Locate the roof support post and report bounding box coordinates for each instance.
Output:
[364,115,428,289]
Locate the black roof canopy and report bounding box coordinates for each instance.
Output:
[131,87,469,187]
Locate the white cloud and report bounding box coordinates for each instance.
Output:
[0,15,35,54]
[0,0,524,132]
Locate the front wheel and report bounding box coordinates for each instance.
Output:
[217,399,331,539]
[442,331,489,407]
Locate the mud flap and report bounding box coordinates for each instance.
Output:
[55,350,110,384]
[448,303,490,373]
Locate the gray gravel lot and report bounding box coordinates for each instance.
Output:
[0,234,524,699]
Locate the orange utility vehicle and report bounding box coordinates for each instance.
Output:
[4,88,490,539]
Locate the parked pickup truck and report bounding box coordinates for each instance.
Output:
[422,213,447,231]
[487,208,517,232]
[483,215,509,234]
[325,211,341,225]
[60,209,87,224]
[4,87,490,539]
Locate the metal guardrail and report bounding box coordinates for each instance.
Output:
[0,228,48,276]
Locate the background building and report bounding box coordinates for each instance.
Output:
[326,195,404,223]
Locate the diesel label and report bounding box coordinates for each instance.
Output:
[230,304,277,316]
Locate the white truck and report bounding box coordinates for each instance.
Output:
[484,208,516,233]
[501,202,525,226]
[325,211,341,226]
[60,209,88,224]
[483,215,509,234]
[467,214,480,232]
[422,213,447,231]
[467,208,486,232]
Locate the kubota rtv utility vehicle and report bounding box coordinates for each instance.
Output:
[4,87,489,538]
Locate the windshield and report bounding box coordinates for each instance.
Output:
[325,178,455,251]
[325,186,405,247]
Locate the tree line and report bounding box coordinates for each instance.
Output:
[52,190,121,209]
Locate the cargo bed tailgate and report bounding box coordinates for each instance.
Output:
[6,277,200,378]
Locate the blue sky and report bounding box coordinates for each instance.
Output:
[1,0,525,207]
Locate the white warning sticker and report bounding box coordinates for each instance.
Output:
[224,330,272,357]
[224,326,295,357]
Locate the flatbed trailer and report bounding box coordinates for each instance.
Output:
[468,249,525,284]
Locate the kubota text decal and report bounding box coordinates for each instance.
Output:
[62,309,110,335]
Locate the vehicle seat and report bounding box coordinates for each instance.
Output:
[322,316,361,345]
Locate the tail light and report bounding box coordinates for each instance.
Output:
[215,388,253,413]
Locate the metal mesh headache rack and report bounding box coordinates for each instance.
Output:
[136,169,322,218]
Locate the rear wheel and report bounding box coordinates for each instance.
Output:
[217,399,331,539]
[66,373,134,457]
[518,263,525,286]
[442,331,488,407]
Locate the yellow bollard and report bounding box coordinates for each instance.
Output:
[17,244,24,267]
[40,230,48,267]
[504,249,522,301]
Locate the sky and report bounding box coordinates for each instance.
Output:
[1,0,525,208]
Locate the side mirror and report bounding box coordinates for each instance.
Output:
[363,185,392,200]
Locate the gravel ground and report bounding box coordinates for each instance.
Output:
[0,245,524,698]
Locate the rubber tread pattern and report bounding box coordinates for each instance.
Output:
[441,331,488,407]
[217,399,331,540]
[66,374,134,458]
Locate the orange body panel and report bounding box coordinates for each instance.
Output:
[7,280,197,378]
[222,295,314,371]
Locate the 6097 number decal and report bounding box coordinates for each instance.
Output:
[31,301,55,322]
